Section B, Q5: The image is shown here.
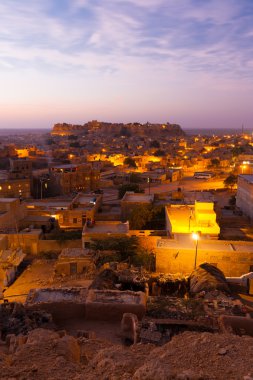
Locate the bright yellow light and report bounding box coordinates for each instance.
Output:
[192,232,199,241]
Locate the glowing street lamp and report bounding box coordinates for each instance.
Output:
[40,177,49,199]
[192,232,200,269]
[240,164,247,174]
[147,177,151,195]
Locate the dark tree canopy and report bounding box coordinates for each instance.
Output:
[118,183,143,199]
[224,174,238,190]
[150,140,160,148]
[123,157,137,168]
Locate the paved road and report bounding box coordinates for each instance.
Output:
[144,176,226,194]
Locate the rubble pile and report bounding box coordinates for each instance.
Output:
[153,273,188,296]
[90,265,189,295]
[189,263,230,295]
[146,296,205,320]
[0,302,54,339]
[0,328,82,380]
[0,328,253,379]
[89,268,120,290]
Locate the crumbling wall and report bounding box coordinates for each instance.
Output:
[25,288,87,322]
[85,289,146,321]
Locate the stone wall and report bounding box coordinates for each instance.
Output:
[7,232,41,254]
[0,235,8,250]
[155,243,253,277]
[85,289,146,321]
[38,239,82,253]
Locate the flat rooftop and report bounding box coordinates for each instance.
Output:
[26,287,87,304]
[51,164,77,169]
[89,290,142,304]
[166,204,219,235]
[184,191,215,203]
[23,215,51,222]
[83,221,129,234]
[60,248,91,258]
[239,174,253,183]
[19,228,42,236]
[77,195,96,203]
[157,236,253,253]
[26,200,72,208]
[0,198,18,203]
[122,192,154,203]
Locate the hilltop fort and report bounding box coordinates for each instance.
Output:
[51,120,185,137]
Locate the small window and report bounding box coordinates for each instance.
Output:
[70,262,77,274]
[73,218,78,224]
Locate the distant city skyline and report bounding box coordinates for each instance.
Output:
[1,0,253,130]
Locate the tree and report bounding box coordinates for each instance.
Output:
[118,183,142,199]
[123,157,137,168]
[210,158,220,167]
[91,236,139,262]
[129,173,143,183]
[90,236,154,270]
[129,204,165,230]
[150,140,160,148]
[154,149,166,157]
[129,204,153,229]
[229,195,236,206]
[231,146,245,157]
[224,174,238,190]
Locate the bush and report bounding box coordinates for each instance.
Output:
[91,236,155,271]
[38,251,58,259]
[47,230,82,240]
[118,183,143,199]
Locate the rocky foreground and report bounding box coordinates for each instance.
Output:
[0,328,253,380]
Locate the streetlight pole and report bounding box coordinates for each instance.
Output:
[40,178,48,200]
[192,232,199,269]
[147,177,150,195]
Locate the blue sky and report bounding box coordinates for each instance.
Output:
[1,0,253,129]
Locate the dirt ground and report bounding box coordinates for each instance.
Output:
[3,259,92,303]
[57,318,122,344]
[0,328,253,380]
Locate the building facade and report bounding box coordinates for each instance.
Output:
[236,174,253,219]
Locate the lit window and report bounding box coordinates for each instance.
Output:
[8,185,11,189]
[0,186,2,190]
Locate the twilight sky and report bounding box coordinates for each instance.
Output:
[1,0,253,130]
